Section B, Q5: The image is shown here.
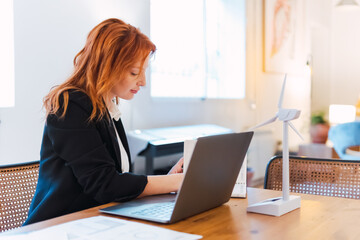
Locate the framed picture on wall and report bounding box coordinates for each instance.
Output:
[263,0,304,74]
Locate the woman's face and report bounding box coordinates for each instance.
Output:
[111,56,149,100]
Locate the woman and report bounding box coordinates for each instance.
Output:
[24,18,184,225]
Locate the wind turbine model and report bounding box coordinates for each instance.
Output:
[247,74,303,216]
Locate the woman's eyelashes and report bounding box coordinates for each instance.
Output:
[130,71,140,76]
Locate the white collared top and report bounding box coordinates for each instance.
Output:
[107,101,130,173]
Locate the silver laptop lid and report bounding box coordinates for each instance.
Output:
[170,131,253,222]
[100,131,253,224]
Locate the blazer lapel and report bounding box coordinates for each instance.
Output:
[103,116,122,172]
[113,118,132,172]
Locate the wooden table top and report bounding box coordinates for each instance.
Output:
[4,187,360,239]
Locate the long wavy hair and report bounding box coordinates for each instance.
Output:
[43,18,156,121]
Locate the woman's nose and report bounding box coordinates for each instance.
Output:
[137,74,146,87]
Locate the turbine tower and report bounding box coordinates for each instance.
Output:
[247,74,303,216]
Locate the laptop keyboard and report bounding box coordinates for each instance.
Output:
[131,202,175,220]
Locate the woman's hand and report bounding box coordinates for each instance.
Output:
[138,158,184,198]
[168,157,184,174]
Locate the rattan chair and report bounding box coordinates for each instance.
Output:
[0,161,39,232]
[264,156,360,199]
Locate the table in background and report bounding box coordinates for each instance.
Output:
[127,124,233,174]
[298,143,340,159]
[8,188,360,239]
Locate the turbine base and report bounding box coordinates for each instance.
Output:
[247,195,301,216]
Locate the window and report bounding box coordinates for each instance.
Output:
[0,0,15,107]
[150,0,246,99]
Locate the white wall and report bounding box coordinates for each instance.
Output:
[330,5,360,106]
[0,0,311,164]
[247,0,311,150]
[0,0,150,164]
[310,0,360,113]
[130,0,311,151]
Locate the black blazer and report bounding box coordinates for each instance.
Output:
[24,91,147,225]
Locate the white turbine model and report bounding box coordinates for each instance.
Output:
[247,74,303,216]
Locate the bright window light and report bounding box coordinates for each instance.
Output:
[0,0,15,107]
[150,0,246,99]
[329,104,356,125]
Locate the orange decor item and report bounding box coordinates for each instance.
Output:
[356,95,360,121]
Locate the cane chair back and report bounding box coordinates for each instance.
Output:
[0,161,39,232]
[264,156,360,199]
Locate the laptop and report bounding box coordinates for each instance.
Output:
[100,131,253,224]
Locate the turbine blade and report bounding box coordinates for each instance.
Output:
[278,74,287,108]
[248,116,277,131]
[288,121,304,141]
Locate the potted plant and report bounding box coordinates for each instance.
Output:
[310,111,330,144]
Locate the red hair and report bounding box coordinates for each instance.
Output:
[43,18,156,121]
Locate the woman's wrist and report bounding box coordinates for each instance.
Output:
[139,174,184,198]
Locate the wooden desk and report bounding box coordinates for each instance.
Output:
[5,188,360,239]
